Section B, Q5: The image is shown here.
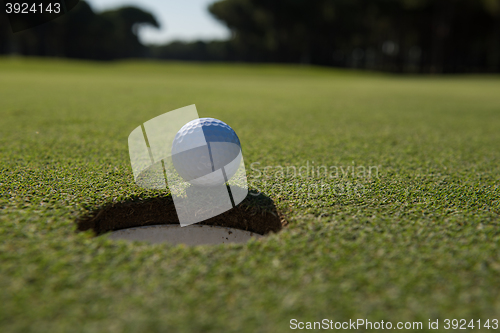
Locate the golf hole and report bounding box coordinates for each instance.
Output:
[108,224,261,245]
[77,192,286,245]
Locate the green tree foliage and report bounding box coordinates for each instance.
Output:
[150,40,231,61]
[0,1,159,60]
[208,0,500,73]
[101,6,159,58]
[1,0,499,72]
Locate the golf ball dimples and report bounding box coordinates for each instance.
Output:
[171,118,241,186]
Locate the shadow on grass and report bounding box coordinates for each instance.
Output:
[77,190,287,236]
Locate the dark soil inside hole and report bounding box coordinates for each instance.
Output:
[77,191,287,236]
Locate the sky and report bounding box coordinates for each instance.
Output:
[86,0,230,45]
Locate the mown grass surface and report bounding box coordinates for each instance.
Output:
[1,58,499,332]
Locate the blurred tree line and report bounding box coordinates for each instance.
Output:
[1,0,499,73]
[0,1,159,59]
[155,0,500,73]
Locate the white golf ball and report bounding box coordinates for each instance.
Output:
[171,118,242,187]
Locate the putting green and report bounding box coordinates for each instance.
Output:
[1,58,499,332]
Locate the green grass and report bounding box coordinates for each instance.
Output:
[1,57,499,332]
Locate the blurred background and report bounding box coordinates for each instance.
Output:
[1,0,499,73]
